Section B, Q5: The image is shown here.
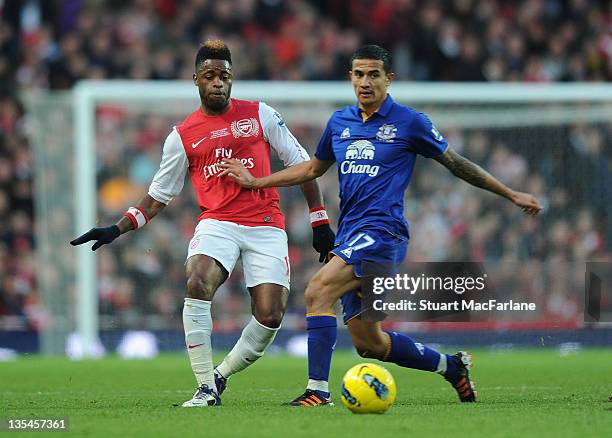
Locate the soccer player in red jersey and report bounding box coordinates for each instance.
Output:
[71,40,335,407]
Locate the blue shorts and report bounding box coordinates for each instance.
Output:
[332,228,408,324]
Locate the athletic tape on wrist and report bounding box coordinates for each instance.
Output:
[123,206,149,230]
[309,206,330,228]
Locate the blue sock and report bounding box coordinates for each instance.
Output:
[384,331,458,380]
[306,315,337,398]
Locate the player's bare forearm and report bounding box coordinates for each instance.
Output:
[115,194,166,234]
[256,161,316,187]
[300,180,324,209]
[218,158,333,189]
[435,148,512,199]
[435,147,543,215]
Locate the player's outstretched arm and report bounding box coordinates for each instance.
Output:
[70,195,167,251]
[72,127,188,250]
[434,147,543,216]
[218,157,334,188]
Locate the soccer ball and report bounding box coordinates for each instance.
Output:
[340,363,397,414]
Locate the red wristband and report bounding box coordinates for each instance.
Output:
[309,206,330,228]
[123,206,149,230]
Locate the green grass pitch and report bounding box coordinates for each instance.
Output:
[1,349,611,437]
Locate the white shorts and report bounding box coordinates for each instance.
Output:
[187,219,290,290]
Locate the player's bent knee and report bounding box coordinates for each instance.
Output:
[303,284,318,308]
[304,285,330,310]
[255,312,283,329]
[186,275,216,301]
[304,276,334,309]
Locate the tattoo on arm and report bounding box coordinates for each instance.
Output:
[434,148,512,199]
[435,149,488,186]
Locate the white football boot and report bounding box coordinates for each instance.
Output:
[182,384,221,407]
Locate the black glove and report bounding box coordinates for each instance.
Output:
[70,225,121,251]
[312,223,336,263]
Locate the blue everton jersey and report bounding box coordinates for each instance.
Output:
[315,94,448,243]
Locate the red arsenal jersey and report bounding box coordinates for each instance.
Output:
[148,98,309,230]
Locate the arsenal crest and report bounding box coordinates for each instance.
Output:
[376,124,397,142]
[231,118,260,138]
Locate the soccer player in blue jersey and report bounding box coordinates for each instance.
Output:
[219,45,543,405]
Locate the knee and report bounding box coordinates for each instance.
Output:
[186,274,216,300]
[304,283,318,309]
[255,311,283,329]
[304,274,332,309]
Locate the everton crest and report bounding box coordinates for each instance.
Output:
[376,124,397,142]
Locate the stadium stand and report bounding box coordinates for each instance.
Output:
[1,0,610,334]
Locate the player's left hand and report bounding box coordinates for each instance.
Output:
[218,159,257,188]
[312,224,336,263]
[510,191,544,216]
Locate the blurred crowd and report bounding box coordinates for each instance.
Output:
[0,94,37,327]
[1,0,611,329]
[2,0,612,89]
[71,106,612,330]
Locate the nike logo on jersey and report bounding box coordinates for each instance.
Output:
[187,343,205,349]
[192,137,207,148]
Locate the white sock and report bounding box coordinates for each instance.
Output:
[216,316,279,378]
[435,353,447,375]
[183,298,216,391]
[307,379,329,394]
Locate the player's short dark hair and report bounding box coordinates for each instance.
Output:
[195,40,232,71]
[350,44,392,73]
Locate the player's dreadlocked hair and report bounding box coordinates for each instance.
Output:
[350,44,393,73]
[195,40,232,71]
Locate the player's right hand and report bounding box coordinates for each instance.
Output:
[217,159,257,188]
[510,191,543,216]
[70,225,121,251]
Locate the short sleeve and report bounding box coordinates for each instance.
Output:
[314,118,335,162]
[147,128,188,204]
[409,112,448,158]
[259,102,310,167]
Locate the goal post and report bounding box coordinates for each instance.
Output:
[28,81,612,356]
[72,85,97,357]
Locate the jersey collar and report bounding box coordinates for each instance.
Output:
[199,98,234,118]
[355,94,394,121]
